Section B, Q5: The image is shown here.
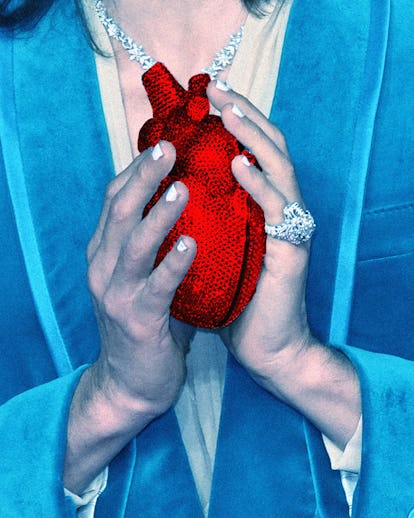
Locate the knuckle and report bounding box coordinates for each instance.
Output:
[145,274,165,298]
[87,262,102,299]
[108,193,131,223]
[146,212,170,238]
[253,124,269,145]
[123,233,146,264]
[146,268,176,301]
[105,178,120,202]
[101,289,123,321]
[165,261,182,282]
[272,127,290,155]
[281,157,295,178]
[138,158,162,190]
[143,201,179,239]
[161,254,184,283]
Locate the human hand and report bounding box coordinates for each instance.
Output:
[207,82,311,376]
[207,83,360,446]
[86,141,196,419]
[64,142,198,493]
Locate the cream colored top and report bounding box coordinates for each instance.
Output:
[66,1,362,516]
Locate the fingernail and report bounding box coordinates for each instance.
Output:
[177,238,189,253]
[241,155,251,167]
[215,79,231,92]
[165,183,178,202]
[232,103,245,118]
[152,142,163,161]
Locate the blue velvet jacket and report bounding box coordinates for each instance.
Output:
[0,0,413,516]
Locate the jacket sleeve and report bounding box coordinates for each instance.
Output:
[338,344,414,517]
[0,366,88,516]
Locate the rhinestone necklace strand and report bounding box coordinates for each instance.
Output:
[94,0,244,79]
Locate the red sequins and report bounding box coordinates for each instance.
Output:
[138,63,265,328]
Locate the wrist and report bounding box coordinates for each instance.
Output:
[87,361,171,427]
[64,365,157,495]
[246,331,319,400]
[248,337,361,447]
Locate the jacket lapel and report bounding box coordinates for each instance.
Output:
[94,409,204,517]
[269,0,390,345]
[123,409,204,517]
[7,1,113,371]
[209,354,322,517]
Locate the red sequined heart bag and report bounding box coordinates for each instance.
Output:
[138,63,266,328]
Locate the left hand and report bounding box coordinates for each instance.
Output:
[207,82,361,448]
[208,81,311,379]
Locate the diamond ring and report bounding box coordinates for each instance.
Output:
[264,202,316,245]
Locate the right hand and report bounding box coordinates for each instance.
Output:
[86,141,196,420]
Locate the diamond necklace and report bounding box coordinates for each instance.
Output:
[94,0,244,79]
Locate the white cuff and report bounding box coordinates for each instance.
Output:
[322,416,362,473]
[64,468,108,516]
[322,418,362,516]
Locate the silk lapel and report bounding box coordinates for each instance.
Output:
[90,416,203,518]
[95,416,204,518]
[8,1,113,371]
[122,409,204,517]
[269,0,389,344]
[209,354,349,517]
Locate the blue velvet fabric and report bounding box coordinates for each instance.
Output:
[0,0,413,516]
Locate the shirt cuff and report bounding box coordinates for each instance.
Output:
[322,416,362,473]
[64,468,108,516]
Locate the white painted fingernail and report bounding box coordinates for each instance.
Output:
[152,142,163,161]
[166,183,178,202]
[232,103,245,118]
[241,155,251,167]
[177,238,188,253]
[215,79,231,92]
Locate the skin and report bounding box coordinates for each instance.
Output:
[102,0,247,151]
[63,0,361,495]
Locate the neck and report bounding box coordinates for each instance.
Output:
[105,0,248,81]
[109,0,246,23]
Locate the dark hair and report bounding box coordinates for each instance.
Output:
[0,0,273,31]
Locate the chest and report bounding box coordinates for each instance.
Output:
[111,50,151,158]
[109,41,232,159]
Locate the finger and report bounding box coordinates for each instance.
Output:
[232,156,311,258]
[88,142,176,292]
[207,80,289,155]
[138,236,197,318]
[112,180,189,288]
[232,155,286,223]
[88,142,175,262]
[222,103,301,203]
[87,154,142,262]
